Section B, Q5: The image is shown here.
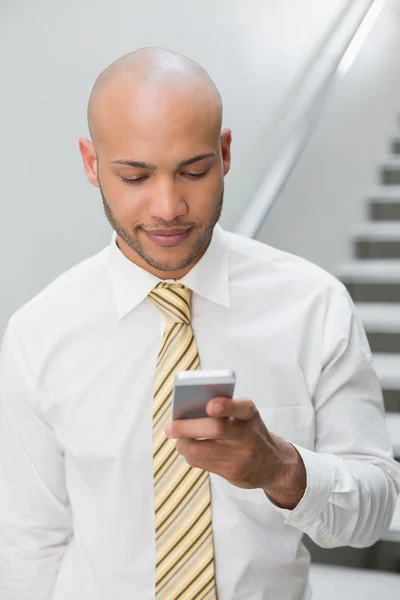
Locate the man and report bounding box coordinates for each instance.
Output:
[0,47,399,600]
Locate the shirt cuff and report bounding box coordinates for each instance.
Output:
[270,443,336,530]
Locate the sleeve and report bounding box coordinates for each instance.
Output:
[0,316,73,599]
[273,287,400,549]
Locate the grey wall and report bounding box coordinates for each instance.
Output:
[258,0,400,274]
[0,0,352,334]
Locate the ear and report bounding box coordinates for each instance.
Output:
[79,138,99,188]
[221,128,232,177]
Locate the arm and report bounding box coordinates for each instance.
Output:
[0,317,72,599]
[165,287,400,548]
[271,288,400,548]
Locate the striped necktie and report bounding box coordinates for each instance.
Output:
[148,282,217,600]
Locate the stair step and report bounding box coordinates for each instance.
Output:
[352,222,400,241]
[381,159,400,185]
[355,303,400,333]
[368,185,400,201]
[383,389,400,413]
[337,260,400,283]
[309,563,400,598]
[338,261,400,302]
[385,412,400,457]
[383,413,400,543]
[368,187,400,221]
[372,353,400,390]
[390,136,400,154]
[352,223,400,258]
[355,304,400,353]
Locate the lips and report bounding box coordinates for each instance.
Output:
[142,228,192,247]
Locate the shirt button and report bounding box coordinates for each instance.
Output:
[293,514,304,522]
[323,537,331,546]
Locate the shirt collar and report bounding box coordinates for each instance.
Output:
[106,224,231,320]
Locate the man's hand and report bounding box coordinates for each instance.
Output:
[165,397,307,510]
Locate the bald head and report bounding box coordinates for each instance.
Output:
[79,47,232,281]
[87,47,223,146]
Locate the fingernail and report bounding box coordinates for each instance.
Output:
[165,423,172,436]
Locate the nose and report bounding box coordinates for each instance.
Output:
[148,178,188,222]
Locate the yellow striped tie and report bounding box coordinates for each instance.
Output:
[148,282,217,600]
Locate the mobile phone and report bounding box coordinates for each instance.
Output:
[172,369,236,420]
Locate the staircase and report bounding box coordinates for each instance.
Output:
[336,149,400,548]
[307,124,400,578]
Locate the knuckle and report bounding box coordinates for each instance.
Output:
[249,401,258,418]
[241,438,256,462]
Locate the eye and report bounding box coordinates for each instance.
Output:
[120,176,148,185]
[184,170,210,180]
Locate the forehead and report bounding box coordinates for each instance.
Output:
[94,74,220,160]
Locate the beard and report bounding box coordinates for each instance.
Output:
[100,183,224,273]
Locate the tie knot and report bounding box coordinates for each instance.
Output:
[148,283,192,324]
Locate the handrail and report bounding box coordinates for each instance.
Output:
[235,0,386,239]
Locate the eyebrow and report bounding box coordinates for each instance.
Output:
[110,153,216,170]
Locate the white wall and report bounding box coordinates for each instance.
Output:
[0,0,352,333]
[258,0,400,274]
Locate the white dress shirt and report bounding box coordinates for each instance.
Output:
[0,224,399,600]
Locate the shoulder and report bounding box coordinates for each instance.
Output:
[222,229,346,294]
[7,245,110,337]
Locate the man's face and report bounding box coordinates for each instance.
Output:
[80,77,232,279]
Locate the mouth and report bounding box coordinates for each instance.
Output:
[142,227,193,247]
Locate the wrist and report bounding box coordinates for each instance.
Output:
[263,438,307,510]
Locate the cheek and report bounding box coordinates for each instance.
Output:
[187,178,222,215]
[103,179,147,221]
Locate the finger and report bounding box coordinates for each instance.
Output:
[166,416,242,441]
[165,418,215,440]
[176,438,227,470]
[206,397,257,421]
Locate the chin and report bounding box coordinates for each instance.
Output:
[151,255,192,272]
